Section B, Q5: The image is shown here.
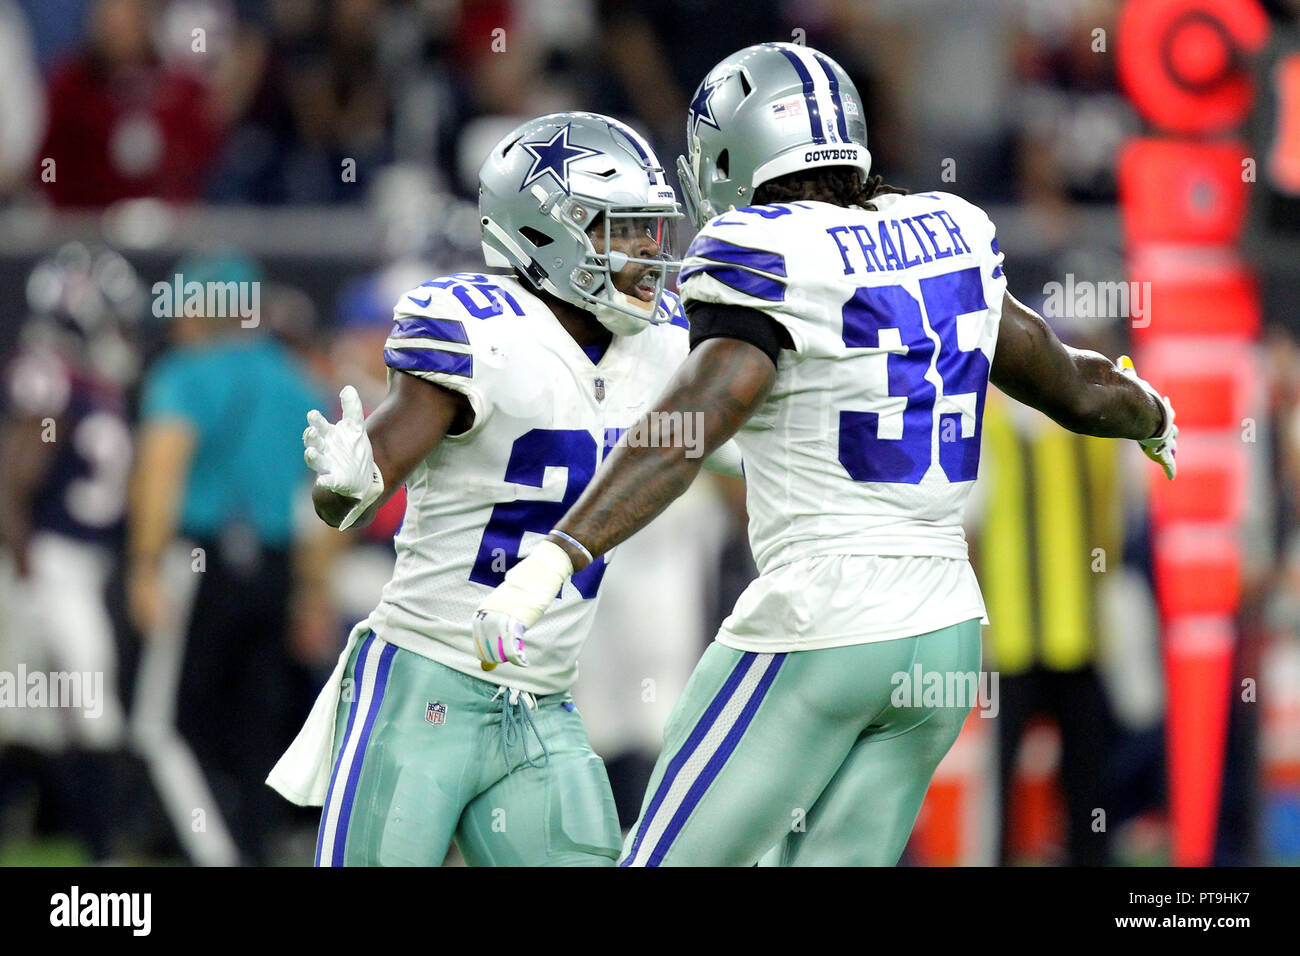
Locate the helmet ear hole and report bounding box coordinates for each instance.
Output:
[715,149,730,180]
[519,226,553,248]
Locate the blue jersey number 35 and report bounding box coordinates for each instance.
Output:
[838,266,989,484]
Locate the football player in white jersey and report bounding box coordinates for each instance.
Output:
[472,44,1178,866]
[267,112,742,866]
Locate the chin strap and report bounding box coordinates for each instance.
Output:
[590,294,655,336]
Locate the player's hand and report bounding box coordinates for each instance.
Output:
[471,540,574,669]
[1119,355,1177,480]
[303,385,384,528]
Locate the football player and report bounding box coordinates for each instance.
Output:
[268,112,742,866]
[471,44,1178,866]
[0,243,140,859]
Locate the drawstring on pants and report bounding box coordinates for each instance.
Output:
[491,685,549,771]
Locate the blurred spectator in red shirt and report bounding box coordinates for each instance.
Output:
[37,0,224,206]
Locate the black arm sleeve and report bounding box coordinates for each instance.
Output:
[686,301,793,368]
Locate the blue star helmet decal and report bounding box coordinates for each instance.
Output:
[518,123,602,194]
[688,77,724,139]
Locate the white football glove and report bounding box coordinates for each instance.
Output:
[303,385,385,529]
[471,540,574,669]
[1118,355,1177,480]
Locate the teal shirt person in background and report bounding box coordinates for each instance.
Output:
[139,334,325,547]
[126,250,332,866]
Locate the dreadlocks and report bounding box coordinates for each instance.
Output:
[752,166,908,212]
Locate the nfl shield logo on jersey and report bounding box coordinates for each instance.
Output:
[594,377,605,401]
[425,701,447,725]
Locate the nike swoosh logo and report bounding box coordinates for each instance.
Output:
[407,294,432,308]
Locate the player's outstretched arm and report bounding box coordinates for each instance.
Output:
[558,336,775,563]
[990,290,1177,477]
[470,337,775,668]
[307,372,470,529]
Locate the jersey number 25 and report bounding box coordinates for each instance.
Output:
[469,428,609,598]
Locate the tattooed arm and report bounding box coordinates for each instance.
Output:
[550,337,776,571]
[470,334,776,668]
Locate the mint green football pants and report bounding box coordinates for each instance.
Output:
[314,631,620,866]
[619,618,983,867]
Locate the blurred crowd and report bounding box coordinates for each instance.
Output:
[0,0,1297,865]
[0,0,1225,209]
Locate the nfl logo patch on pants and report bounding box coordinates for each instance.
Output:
[425,701,447,725]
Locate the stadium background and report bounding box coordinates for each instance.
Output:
[0,0,1296,866]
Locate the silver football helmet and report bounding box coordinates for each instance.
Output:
[22,242,145,385]
[678,43,872,228]
[479,112,683,336]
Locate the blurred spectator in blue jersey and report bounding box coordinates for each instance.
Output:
[125,250,329,865]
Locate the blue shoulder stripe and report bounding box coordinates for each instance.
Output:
[688,236,788,277]
[389,316,470,344]
[679,263,786,302]
[384,347,473,378]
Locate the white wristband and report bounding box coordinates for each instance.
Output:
[338,465,385,531]
[548,529,594,565]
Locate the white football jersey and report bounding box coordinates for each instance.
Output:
[366,273,690,695]
[679,192,1007,649]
